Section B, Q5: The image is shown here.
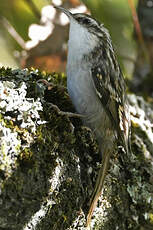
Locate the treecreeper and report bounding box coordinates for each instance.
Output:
[55,6,131,228]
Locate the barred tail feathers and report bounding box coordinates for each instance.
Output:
[86,150,111,227]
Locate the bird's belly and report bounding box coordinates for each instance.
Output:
[67,67,116,153]
[67,69,100,117]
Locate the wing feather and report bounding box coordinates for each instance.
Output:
[91,62,130,153]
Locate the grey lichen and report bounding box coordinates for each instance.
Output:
[0,79,46,177]
[0,67,153,230]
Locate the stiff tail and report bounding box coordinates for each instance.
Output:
[86,150,111,227]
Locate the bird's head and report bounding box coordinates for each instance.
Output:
[54,6,108,55]
[55,6,106,37]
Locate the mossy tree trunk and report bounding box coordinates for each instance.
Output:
[0,68,153,230]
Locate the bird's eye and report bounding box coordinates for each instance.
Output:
[83,18,90,24]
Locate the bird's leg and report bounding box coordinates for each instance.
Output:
[37,79,67,91]
[37,79,54,90]
[48,102,84,118]
[37,79,83,118]
[86,150,111,227]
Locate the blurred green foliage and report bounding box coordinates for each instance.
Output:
[0,0,49,68]
[0,0,137,77]
[0,0,48,39]
[83,0,138,77]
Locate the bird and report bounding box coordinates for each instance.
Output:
[55,6,131,227]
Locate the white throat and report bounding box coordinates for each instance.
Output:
[67,19,98,61]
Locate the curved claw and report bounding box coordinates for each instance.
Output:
[37,79,53,90]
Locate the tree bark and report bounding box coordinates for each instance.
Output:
[0,67,153,230]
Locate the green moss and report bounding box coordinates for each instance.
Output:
[0,67,153,229]
[149,213,153,224]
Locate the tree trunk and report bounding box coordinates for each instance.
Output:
[0,67,153,230]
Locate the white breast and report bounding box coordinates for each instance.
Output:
[66,18,102,119]
[67,19,98,63]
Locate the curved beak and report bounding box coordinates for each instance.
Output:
[54,6,73,19]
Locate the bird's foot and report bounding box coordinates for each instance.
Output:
[37,79,67,91]
[48,102,83,118]
[37,79,54,90]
